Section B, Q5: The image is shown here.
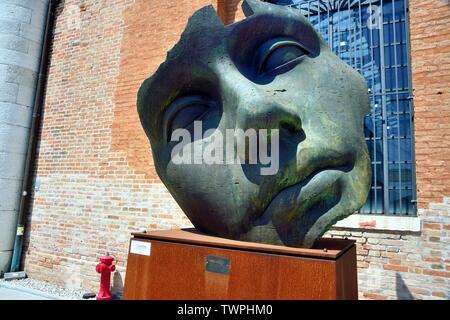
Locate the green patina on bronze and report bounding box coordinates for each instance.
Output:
[137,0,372,248]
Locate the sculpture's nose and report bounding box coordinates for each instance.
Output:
[216,59,302,134]
[216,61,304,167]
[235,88,302,134]
[233,83,304,167]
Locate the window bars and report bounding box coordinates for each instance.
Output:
[272,0,417,216]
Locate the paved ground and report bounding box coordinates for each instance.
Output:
[0,278,112,300]
[0,278,92,300]
[0,284,56,300]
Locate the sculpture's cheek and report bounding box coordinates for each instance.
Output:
[161,157,263,237]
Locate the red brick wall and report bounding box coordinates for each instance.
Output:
[24,0,449,299]
[325,201,450,299]
[409,0,450,208]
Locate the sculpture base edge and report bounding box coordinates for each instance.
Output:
[123,228,358,300]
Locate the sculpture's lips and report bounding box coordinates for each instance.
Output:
[255,168,346,227]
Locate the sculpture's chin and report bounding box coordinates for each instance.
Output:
[237,169,344,247]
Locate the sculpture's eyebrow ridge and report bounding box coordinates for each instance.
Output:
[138,60,221,141]
[228,13,321,58]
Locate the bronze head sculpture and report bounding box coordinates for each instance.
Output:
[137,0,371,248]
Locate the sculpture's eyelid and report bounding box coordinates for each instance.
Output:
[162,97,194,142]
[256,38,309,74]
[162,95,211,142]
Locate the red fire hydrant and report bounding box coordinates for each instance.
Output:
[96,253,115,300]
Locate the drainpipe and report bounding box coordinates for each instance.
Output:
[9,0,60,273]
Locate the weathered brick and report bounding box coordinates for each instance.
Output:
[363,293,387,300]
[409,287,431,296]
[368,250,382,257]
[431,292,447,298]
[423,223,441,230]
[423,270,450,278]
[384,265,409,272]
[386,246,400,253]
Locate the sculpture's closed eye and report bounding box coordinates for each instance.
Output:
[163,95,214,142]
[256,37,308,76]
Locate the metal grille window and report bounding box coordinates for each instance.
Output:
[270,0,416,216]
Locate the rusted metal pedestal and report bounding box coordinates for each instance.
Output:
[123,228,357,300]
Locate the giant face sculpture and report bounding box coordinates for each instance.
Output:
[137,0,372,248]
